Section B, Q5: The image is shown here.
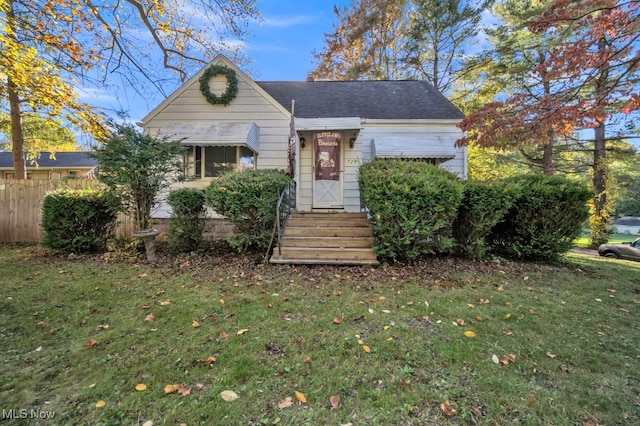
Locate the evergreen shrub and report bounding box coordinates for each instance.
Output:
[452,180,518,259]
[488,174,592,260]
[42,188,120,253]
[359,159,464,261]
[205,169,291,252]
[166,188,207,253]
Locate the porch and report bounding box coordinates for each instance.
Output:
[269,211,379,265]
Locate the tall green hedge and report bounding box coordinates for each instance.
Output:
[166,188,207,253]
[42,189,120,253]
[452,180,518,259]
[205,169,291,252]
[359,159,464,261]
[488,174,592,261]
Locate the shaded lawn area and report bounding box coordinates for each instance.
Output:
[0,245,638,425]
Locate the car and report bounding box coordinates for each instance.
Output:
[598,237,640,261]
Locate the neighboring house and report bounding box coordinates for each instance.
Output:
[142,54,466,217]
[612,217,640,235]
[0,152,97,180]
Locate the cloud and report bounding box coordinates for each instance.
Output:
[262,14,317,28]
[75,87,118,104]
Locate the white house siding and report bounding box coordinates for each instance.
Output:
[142,58,291,218]
[360,120,467,180]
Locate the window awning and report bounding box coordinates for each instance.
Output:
[295,117,361,131]
[158,122,260,153]
[372,136,457,160]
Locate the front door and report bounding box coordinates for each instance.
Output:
[313,131,343,208]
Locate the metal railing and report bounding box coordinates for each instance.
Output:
[275,180,296,259]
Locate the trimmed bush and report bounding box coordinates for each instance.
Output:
[205,169,291,252]
[452,180,518,259]
[488,174,592,261]
[359,159,464,261]
[42,188,120,253]
[166,188,207,253]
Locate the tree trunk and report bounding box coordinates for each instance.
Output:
[590,36,612,247]
[6,0,26,179]
[591,120,609,246]
[542,138,554,175]
[8,77,26,179]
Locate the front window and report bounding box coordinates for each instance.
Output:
[193,146,255,178]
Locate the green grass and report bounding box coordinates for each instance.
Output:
[1,245,639,425]
[574,232,637,248]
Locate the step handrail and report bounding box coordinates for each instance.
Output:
[275,180,296,259]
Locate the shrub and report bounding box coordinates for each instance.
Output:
[452,180,518,259]
[359,159,464,261]
[42,188,120,253]
[205,169,291,252]
[166,188,207,253]
[488,174,593,261]
[91,124,187,231]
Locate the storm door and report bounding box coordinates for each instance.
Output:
[312,131,343,208]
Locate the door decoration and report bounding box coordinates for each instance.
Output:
[314,132,340,181]
[198,64,238,106]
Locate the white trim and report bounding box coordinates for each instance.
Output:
[296,117,362,131]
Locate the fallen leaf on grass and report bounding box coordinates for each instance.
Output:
[135,383,147,391]
[219,331,229,339]
[479,298,490,304]
[97,324,109,330]
[363,345,371,353]
[236,328,249,335]
[159,299,171,306]
[220,390,238,401]
[333,317,342,324]
[278,396,293,409]
[192,319,200,328]
[456,318,465,326]
[204,356,216,365]
[142,421,153,426]
[441,400,457,417]
[95,400,106,408]
[144,313,155,322]
[501,354,516,365]
[87,338,99,349]
[330,394,340,409]
[36,321,48,328]
[165,384,192,396]
[463,331,476,338]
[492,354,500,365]
[546,351,557,359]
[295,391,307,404]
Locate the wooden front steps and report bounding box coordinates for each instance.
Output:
[270,212,379,265]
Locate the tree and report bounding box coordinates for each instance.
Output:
[311,0,492,91]
[91,124,187,231]
[404,0,493,95]
[311,0,407,80]
[0,112,80,158]
[458,0,640,246]
[1,0,259,179]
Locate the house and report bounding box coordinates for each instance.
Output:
[142,55,466,214]
[0,152,97,180]
[141,55,466,264]
[612,217,640,235]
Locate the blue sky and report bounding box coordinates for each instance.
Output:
[247,0,349,81]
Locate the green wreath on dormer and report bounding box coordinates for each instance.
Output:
[199,64,238,106]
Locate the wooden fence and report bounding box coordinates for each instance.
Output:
[0,179,134,243]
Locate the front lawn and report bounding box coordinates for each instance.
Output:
[1,245,638,425]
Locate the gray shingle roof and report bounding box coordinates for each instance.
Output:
[0,152,96,168]
[256,80,464,120]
